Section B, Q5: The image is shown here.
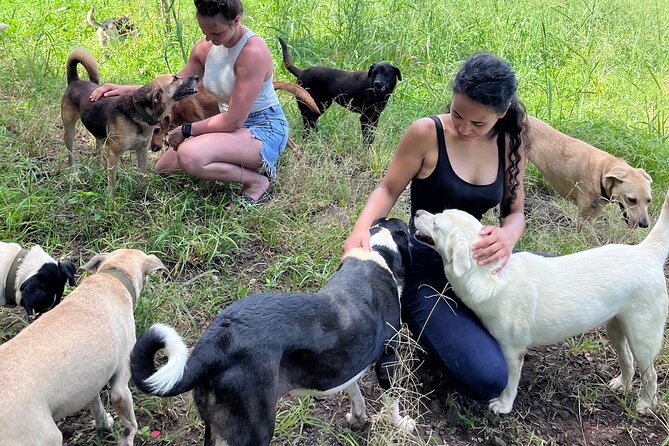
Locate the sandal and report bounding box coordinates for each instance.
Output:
[227,190,272,211]
[239,190,272,206]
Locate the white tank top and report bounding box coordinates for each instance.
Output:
[202,30,279,113]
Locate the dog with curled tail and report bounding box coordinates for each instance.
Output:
[131,218,416,446]
[414,189,669,415]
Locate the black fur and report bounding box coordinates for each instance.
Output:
[278,37,402,144]
[131,218,411,446]
[19,261,76,318]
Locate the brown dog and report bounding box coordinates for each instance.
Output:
[527,116,653,227]
[61,47,199,195]
[0,249,165,446]
[151,80,321,152]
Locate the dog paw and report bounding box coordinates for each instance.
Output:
[394,415,416,434]
[608,374,632,391]
[95,412,114,431]
[345,412,368,430]
[636,398,656,415]
[488,398,513,414]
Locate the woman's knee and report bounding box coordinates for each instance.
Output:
[175,146,203,174]
[453,360,508,401]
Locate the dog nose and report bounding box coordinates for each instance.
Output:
[639,219,649,228]
[373,81,386,91]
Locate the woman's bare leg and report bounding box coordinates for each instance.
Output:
[154,128,270,200]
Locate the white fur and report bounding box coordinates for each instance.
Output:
[414,189,669,415]
[145,324,190,395]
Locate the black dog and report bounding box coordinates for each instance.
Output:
[278,37,402,144]
[131,218,415,445]
[0,242,76,318]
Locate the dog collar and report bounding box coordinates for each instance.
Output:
[591,182,610,209]
[99,268,138,306]
[5,248,28,306]
[132,97,160,126]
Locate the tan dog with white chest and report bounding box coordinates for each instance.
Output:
[0,249,165,446]
[527,116,652,227]
[413,190,669,415]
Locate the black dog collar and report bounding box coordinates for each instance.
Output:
[132,97,160,126]
[591,182,610,209]
[99,268,138,307]
[5,248,28,306]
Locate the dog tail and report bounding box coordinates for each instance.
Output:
[273,81,320,114]
[131,323,206,397]
[86,7,104,29]
[66,47,100,85]
[278,37,302,78]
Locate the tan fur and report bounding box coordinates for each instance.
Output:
[527,116,652,227]
[61,48,198,195]
[0,249,165,446]
[151,80,320,154]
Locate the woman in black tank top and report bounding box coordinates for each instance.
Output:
[343,53,530,401]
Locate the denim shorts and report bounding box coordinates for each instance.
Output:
[243,104,289,179]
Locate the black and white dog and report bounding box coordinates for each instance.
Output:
[0,242,76,318]
[131,218,414,445]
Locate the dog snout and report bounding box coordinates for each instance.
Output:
[373,80,387,92]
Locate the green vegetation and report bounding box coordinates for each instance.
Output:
[0,0,667,444]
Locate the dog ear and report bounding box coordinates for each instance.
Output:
[447,234,471,277]
[603,166,629,195]
[143,254,167,276]
[639,168,653,184]
[368,63,377,79]
[394,66,402,81]
[59,261,77,286]
[80,253,108,272]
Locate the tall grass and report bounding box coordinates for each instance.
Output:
[0,0,668,444]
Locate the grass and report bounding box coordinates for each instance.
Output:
[1,0,668,444]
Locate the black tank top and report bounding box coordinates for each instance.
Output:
[409,115,505,232]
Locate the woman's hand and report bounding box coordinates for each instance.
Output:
[342,228,372,256]
[470,225,516,274]
[167,126,186,151]
[89,83,134,101]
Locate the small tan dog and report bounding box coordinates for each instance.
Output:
[0,249,165,446]
[413,189,669,415]
[527,116,653,227]
[61,47,199,195]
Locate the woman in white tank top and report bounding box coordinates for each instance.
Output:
[90,0,288,205]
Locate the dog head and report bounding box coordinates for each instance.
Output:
[413,209,484,279]
[133,74,200,126]
[151,83,219,151]
[81,249,166,306]
[367,217,411,288]
[367,62,402,97]
[9,245,77,318]
[603,165,652,228]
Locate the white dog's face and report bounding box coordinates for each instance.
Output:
[414,209,483,277]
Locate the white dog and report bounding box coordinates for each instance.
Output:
[413,189,669,415]
[0,249,165,446]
